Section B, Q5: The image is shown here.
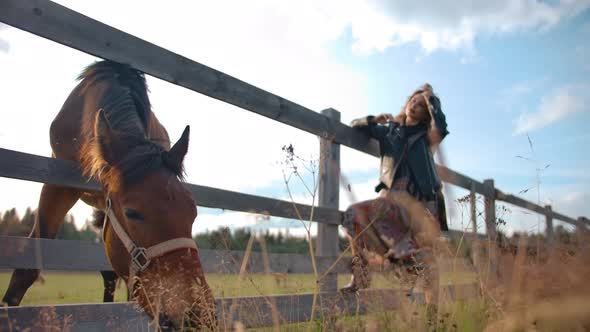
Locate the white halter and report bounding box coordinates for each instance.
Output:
[102,197,198,295]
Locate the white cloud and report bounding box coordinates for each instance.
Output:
[562,191,586,204]
[513,84,589,135]
[56,0,587,59]
[0,23,10,53]
[498,77,550,112]
[336,0,590,55]
[0,39,8,53]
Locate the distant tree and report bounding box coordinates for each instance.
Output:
[193,226,338,254]
[0,208,28,236]
[0,207,100,242]
[56,214,79,240]
[21,208,35,229]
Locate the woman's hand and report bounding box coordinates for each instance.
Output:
[373,113,394,124]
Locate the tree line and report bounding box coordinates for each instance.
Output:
[0,207,349,253]
[0,207,99,242]
[2,207,576,256]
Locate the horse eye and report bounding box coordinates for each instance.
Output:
[124,208,144,221]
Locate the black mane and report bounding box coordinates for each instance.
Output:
[78,61,184,187]
[78,61,151,130]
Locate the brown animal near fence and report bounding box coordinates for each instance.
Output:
[1,61,216,330]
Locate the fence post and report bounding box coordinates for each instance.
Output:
[483,179,498,279]
[483,179,497,240]
[316,108,340,292]
[545,205,554,245]
[576,217,588,244]
[470,183,479,268]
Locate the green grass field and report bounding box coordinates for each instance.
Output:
[0,271,513,331]
[0,270,475,306]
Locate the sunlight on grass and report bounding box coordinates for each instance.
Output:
[0,270,476,306]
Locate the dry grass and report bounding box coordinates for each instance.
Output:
[2,232,589,331]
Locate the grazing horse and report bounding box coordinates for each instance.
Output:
[1,61,216,330]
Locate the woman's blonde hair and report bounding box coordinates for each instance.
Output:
[393,84,435,125]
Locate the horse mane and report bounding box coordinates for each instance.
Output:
[78,61,184,191]
[78,61,151,128]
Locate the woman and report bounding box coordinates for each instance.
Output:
[341,83,449,294]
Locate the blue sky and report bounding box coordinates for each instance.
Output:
[0,0,588,236]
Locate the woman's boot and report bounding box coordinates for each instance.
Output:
[340,254,370,293]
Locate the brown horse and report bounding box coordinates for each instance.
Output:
[1,61,216,329]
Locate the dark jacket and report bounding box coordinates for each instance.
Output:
[351,95,449,201]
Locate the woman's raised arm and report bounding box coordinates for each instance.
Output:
[423,91,449,147]
[350,113,392,141]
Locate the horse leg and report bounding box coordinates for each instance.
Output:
[1,184,80,306]
[100,270,119,302]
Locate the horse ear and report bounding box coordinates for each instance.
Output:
[95,109,127,165]
[167,125,190,171]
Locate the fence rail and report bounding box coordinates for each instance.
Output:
[0,148,340,225]
[0,285,479,331]
[0,236,475,274]
[0,236,346,274]
[0,0,587,329]
[2,145,587,233]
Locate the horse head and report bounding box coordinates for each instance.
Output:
[94,110,216,329]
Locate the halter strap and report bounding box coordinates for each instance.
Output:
[102,197,198,295]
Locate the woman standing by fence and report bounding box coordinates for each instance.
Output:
[341,83,449,299]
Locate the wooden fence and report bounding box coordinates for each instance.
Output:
[0,0,588,330]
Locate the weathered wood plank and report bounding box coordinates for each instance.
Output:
[496,190,586,226]
[554,211,586,226]
[0,148,99,192]
[0,236,349,274]
[316,109,341,292]
[483,180,499,280]
[0,302,152,332]
[0,285,479,331]
[185,183,340,226]
[437,165,487,194]
[495,190,547,216]
[0,148,340,225]
[483,180,497,239]
[0,236,475,274]
[545,205,554,245]
[1,145,581,231]
[0,236,111,271]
